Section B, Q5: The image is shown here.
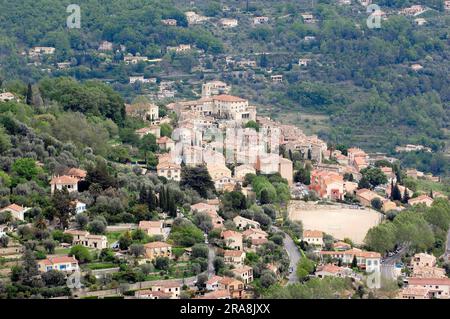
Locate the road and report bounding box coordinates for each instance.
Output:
[272,226,301,284]
[208,244,215,277]
[382,245,407,266]
[380,245,407,280]
[444,229,450,261]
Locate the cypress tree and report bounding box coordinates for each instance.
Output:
[389,180,394,200]
[402,187,410,204]
[351,255,358,268]
[26,83,33,105]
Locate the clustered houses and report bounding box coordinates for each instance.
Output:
[203,276,246,299]
[158,87,316,190]
[309,170,344,200]
[64,230,108,249]
[400,254,450,300]
[221,230,243,250]
[409,253,447,279]
[400,278,450,299]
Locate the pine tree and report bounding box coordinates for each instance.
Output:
[26,83,33,105]
[429,189,434,199]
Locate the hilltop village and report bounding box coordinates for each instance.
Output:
[1,79,449,299]
[0,0,449,300]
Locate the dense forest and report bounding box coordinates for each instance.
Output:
[0,0,449,175]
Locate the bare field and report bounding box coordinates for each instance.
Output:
[288,201,383,245]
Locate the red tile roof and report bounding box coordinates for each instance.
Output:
[408,277,450,286]
[0,203,26,213]
[50,175,78,185]
[224,250,245,257]
[212,95,246,102]
[303,230,324,238]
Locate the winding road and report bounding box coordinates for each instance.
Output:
[272,226,301,284]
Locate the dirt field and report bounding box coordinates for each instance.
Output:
[288,201,383,245]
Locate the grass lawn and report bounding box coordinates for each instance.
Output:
[413,179,450,196]
[106,231,126,244]
[54,248,71,255]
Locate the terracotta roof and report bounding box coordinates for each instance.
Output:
[224,250,245,257]
[212,95,246,102]
[333,241,351,249]
[157,161,181,170]
[41,256,78,265]
[219,276,243,286]
[303,230,324,238]
[66,168,87,179]
[251,238,268,246]
[353,157,367,165]
[221,230,242,239]
[409,195,433,204]
[231,265,252,274]
[317,264,344,274]
[156,136,173,144]
[242,228,268,238]
[198,289,230,299]
[139,220,163,229]
[144,241,172,249]
[400,287,430,297]
[408,277,450,286]
[206,275,223,285]
[50,175,78,185]
[0,204,26,213]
